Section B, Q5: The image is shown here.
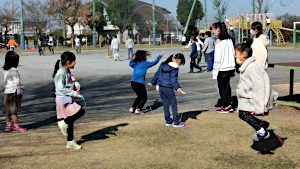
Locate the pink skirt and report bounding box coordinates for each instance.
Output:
[56,97,81,119]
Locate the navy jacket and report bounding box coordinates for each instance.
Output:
[151,62,180,90]
[190,42,198,58]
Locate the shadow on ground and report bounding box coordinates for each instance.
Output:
[251,130,287,155]
[180,110,208,122]
[77,123,129,145]
[145,99,163,112]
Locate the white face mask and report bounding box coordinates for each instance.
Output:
[250,30,255,36]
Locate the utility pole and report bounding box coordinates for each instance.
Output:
[152,0,156,46]
[183,0,196,34]
[253,0,255,20]
[93,0,96,48]
[204,0,207,31]
[20,0,25,50]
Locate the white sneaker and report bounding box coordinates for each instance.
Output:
[58,120,68,136]
[134,109,144,114]
[165,122,173,126]
[66,140,82,149]
[129,107,135,113]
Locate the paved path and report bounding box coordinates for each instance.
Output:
[0,48,299,131]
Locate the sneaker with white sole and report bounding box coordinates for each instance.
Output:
[252,130,270,141]
[5,124,14,132]
[165,122,173,126]
[66,140,82,149]
[173,122,186,128]
[58,120,68,136]
[134,108,145,114]
[129,107,135,113]
[225,105,234,112]
[216,106,229,113]
[13,125,27,132]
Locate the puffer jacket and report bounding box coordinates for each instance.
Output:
[251,34,269,70]
[236,57,278,114]
[151,62,180,90]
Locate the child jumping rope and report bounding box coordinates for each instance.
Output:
[3,51,27,132]
[235,42,277,141]
[149,53,186,128]
[53,51,85,149]
[129,50,163,114]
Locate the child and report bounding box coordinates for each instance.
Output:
[111,35,120,61]
[48,34,54,54]
[150,53,186,128]
[201,31,215,71]
[188,36,202,73]
[53,51,85,149]
[38,38,44,56]
[181,34,186,52]
[75,36,81,54]
[184,35,204,67]
[129,50,163,114]
[235,42,277,141]
[126,35,134,59]
[3,51,27,132]
[8,38,18,51]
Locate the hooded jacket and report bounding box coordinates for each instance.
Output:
[251,34,269,70]
[151,62,180,90]
[236,57,278,114]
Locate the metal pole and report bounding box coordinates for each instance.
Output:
[253,0,255,20]
[277,31,278,46]
[204,0,207,32]
[152,0,156,46]
[20,0,25,50]
[93,0,96,48]
[183,0,196,34]
[270,29,272,46]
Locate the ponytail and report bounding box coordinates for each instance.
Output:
[52,51,76,78]
[163,53,185,65]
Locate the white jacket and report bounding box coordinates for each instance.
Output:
[185,40,203,51]
[3,68,24,94]
[236,57,278,114]
[111,38,119,50]
[212,39,235,79]
[251,34,269,70]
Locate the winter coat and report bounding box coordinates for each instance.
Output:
[236,57,278,114]
[151,62,180,90]
[251,34,269,70]
[126,38,134,48]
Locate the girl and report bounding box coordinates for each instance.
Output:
[250,22,269,70]
[150,53,186,128]
[129,50,163,114]
[38,38,45,56]
[3,51,27,132]
[235,42,277,141]
[53,51,85,149]
[212,22,236,113]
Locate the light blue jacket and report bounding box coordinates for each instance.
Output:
[54,67,80,97]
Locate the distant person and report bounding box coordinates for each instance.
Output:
[243,35,247,43]
[247,16,250,23]
[225,17,229,27]
[74,36,81,54]
[38,38,45,56]
[198,33,206,65]
[111,35,120,61]
[3,51,27,132]
[181,34,186,52]
[106,34,112,58]
[185,35,204,67]
[251,22,269,70]
[229,25,234,37]
[188,36,202,73]
[8,38,18,51]
[126,35,134,59]
[266,16,271,27]
[38,34,45,53]
[48,34,54,54]
[201,31,215,71]
[82,37,86,49]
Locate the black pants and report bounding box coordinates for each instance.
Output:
[49,45,54,53]
[190,57,202,70]
[64,108,85,141]
[217,70,234,107]
[38,47,44,55]
[131,81,147,110]
[239,111,262,131]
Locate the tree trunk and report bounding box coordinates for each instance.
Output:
[63,17,66,46]
[4,25,8,40]
[71,25,75,39]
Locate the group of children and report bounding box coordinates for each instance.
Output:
[37,35,55,56]
[3,21,277,150]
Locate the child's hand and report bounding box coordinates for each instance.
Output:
[76,93,81,98]
[149,83,153,86]
[76,86,81,92]
[160,52,164,56]
[177,88,182,93]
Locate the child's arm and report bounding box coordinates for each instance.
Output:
[129,59,136,68]
[56,74,78,97]
[150,64,162,85]
[147,54,163,67]
[249,65,265,114]
[185,41,192,49]
[170,69,180,91]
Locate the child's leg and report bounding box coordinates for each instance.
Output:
[67,122,74,141]
[168,89,179,123]
[159,87,173,124]
[11,113,18,124]
[127,48,130,58]
[79,46,81,53]
[239,111,261,131]
[131,82,142,109]
[64,108,85,125]
[137,85,147,110]
[5,115,11,123]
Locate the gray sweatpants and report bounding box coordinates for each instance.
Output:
[112,49,119,60]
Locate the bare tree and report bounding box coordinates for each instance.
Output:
[212,0,229,21]
[0,2,19,40]
[250,0,273,14]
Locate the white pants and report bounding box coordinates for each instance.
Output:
[112,49,119,60]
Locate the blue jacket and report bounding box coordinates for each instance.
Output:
[190,42,198,58]
[151,62,180,90]
[129,55,162,84]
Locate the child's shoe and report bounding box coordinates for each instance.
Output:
[5,124,14,132]
[165,122,173,126]
[134,108,144,114]
[173,122,185,128]
[260,120,270,129]
[216,106,229,113]
[13,125,27,132]
[252,130,270,141]
[77,52,79,54]
[129,107,135,113]
[224,105,234,112]
[58,120,69,136]
[66,140,82,149]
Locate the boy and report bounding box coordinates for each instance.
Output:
[189,36,202,73]
[126,35,134,59]
[201,31,215,71]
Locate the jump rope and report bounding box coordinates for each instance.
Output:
[146,83,192,131]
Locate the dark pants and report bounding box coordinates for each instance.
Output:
[190,57,202,70]
[239,111,262,131]
[205,52,213,69]
[197,51,202,64]
[64,108,85,141]
[49,45,54,53]
[217,70,234,107]
[131,81,147,110]
[38,47,44,55]
[159,86,179,124]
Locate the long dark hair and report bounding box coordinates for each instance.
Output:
[3,51,19,70]
[251,22,263,38]
[235,40,253,58]
[163,53,185,65]
[133,50,151,63]
[52,51,76,78]
[213,22,231,40]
